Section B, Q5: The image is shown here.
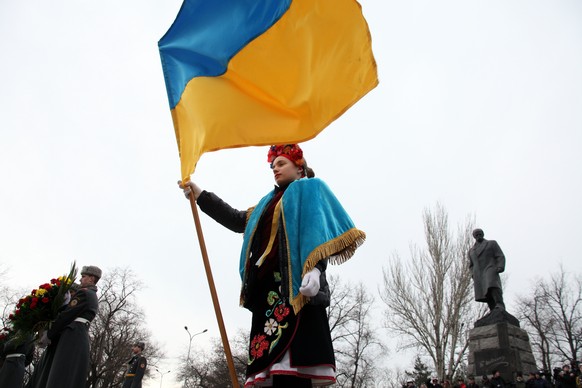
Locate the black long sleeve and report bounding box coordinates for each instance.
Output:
[197,191,248,233]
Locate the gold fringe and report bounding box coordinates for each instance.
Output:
[302,228,366,275]
[241,204,366,314]
[290,228,366,314]
[291,293,309,315]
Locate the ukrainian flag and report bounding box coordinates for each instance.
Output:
[159,0,378,181]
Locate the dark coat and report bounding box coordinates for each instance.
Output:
[122,354,147,388]
[491,376,506,388]
[468,239,505,301]
[0,337,34,388]
[44,285,99,388]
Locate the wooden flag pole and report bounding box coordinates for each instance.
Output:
[188,194,240,388]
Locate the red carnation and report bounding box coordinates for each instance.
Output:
[250,334,269,359]
[42,297,50,303]
[274,303,290,322]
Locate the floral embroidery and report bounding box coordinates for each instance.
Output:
[264,318,278,335]
[267,291,279,306]
[250,334,269,359]
[268,321,288,353]
[274,302,290,322]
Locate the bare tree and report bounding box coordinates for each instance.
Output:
[518,266,581,368]
[0,264,20,328]
[177,329,247,387]
[516,286,555,371]
[376,366,408,388]
[379,203,482,380]
[543,266,581,364]
[328,275,387,387]
[86,267,164,388]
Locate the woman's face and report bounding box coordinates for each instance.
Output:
[271,155,302,186]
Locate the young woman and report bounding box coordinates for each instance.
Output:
[180,144,365,387]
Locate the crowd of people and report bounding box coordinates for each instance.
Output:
[0,265,148,388]
[405,362,582,388]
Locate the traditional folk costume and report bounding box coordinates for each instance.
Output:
[196,144,365,387]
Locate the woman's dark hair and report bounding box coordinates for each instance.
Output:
[303,158,315,178]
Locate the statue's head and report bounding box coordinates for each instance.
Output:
[472,228,484,242]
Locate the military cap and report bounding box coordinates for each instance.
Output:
[70,282,81,292]
[81,265,102,280]
[135,342,145,350]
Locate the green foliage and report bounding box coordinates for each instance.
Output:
[406,355,432,387]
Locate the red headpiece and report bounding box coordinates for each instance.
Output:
[267,144,305,168]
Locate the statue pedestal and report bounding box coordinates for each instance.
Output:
[468,321,537,383]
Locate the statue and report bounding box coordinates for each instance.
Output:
[468,228,505,311]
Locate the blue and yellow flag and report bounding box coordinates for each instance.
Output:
[159,0,378,181]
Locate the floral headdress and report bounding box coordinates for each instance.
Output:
[267,144,305,169]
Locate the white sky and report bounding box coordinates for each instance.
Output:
[1,0,581,387]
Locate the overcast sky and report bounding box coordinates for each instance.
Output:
[1,1,581,387]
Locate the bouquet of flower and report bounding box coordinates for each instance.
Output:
[7,262,77,344]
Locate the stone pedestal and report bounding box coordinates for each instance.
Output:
[468,322,537,383]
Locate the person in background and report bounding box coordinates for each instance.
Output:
[515,372,526,388]
[122,342,147,388]
[490,369,506,388]
[431,378,443,388]
[525,372,536,388]
[42,265,101,388]
[180,144,365,387]
[532,371,551,388]
[467,376,479,388]
[27,286,77,388]
[482,375,492,388]
[454,377,467,388]
[0,333,34,387]
[561,364,577,388]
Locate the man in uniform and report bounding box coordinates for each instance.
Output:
[468,228,506,311]
[0,332,35,387]
[122,341,147,388]
[42,265,101,388]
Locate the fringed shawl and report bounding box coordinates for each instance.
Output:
[239,178,365,313]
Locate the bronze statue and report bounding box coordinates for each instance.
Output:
[468,228,505,311]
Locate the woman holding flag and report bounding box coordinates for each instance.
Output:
[180,144,365,387]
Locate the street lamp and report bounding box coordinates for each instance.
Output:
[184,326,207,387]
[156,368,171,388]
[184,326,208,362]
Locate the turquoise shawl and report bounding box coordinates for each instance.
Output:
[239,178,365,313]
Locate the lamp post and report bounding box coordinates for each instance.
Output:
[184,326,207,387]
[156,368,171,388]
